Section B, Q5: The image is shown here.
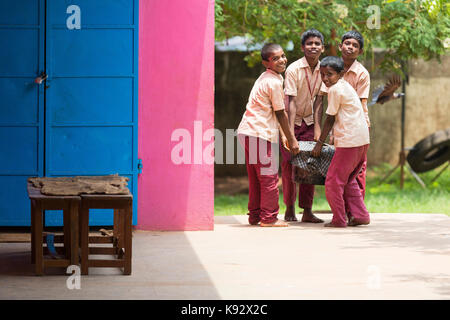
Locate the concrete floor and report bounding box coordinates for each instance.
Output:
[1,213,449,300]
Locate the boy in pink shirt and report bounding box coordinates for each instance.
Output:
[312,56,370,227]
[237,43,300,227]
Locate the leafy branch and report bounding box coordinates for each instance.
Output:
[215,0,449,73]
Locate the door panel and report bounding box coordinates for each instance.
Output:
[0,78,39,123]
[48,126,133,174]
[49,78,133,124]
[0,0,44,226]
[0,1,39,25]
[51,29,134,76]
[0,29,40,75]
[0,0,138,227]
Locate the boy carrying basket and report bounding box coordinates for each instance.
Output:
[237,43,300,227]
[312,56,370,228]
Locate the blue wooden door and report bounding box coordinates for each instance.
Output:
[0,0,45,226]
[0,0,138,226]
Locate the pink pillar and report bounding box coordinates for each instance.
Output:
[137,0,215,230]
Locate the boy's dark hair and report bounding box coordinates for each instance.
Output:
[341,30,364,49]
[301,28,324,46]
[320,56,344,73]
[261,43,282,61]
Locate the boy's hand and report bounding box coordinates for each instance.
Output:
[289,139,300,156]
[281,135,290,151]
[311,142,322,158]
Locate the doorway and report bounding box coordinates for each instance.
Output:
[0,0,139,226]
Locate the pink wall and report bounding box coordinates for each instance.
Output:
[137,0,215,230]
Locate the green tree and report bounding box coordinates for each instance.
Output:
[215,0,449,71]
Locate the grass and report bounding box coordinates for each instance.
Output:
[214,163,450,216]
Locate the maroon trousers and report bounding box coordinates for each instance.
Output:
[239,135,279,224]
[325,145,370,227]
[280,121,315,209]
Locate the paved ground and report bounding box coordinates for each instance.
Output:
[1,213,449,300]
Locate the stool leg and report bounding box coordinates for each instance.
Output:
[63,204,71,259]
[113,209,123,255]
[123,203,132,275]
[80,205,89,275]
[31,200,36,264]
[70,200,79,266]
[34,201,43,276]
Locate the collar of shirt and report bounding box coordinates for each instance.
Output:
[330,78,345,90]
[265,68,284,81]
[298,56,321,73]
[347,60,361,75]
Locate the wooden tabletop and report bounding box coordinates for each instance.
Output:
[27,182,81,200]
[27,175,131,199]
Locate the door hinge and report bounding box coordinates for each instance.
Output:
[137,159,143,174]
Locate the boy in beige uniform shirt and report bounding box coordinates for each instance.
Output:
[312,56,370,228]
[237,43,299,227]
[317,31,370,200]
[281,28,325,223]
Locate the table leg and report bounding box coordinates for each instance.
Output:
[123,203,132,275]
[80,204,89,275]
[113,209,123,255]
[63,203,70,259]
[31,200,36,264]
[34,201,43,276]
[70,200,79,266]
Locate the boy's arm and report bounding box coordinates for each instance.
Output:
[285,95,296,131]
[313,95,323,141]
[279,124,289,151]
[283,67,298,132]
[357,72,371,127]
[311,85,340,157]
[311,115,335,157]
[275,110,300,155]
[360,98,370,127]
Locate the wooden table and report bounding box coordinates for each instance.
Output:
[79,193,133,275]
[28,183,80,276]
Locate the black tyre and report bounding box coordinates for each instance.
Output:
[407,128,450,173]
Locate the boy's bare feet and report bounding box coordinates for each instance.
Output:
[284,205,297,221]
[260,219,289,227]
[301,208,324,223]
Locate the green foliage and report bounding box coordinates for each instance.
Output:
[215,0,450,72]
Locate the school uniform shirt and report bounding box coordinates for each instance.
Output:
[320,60,371,127]
[284,57,322,127]
[237,69,285,143]
[325,79,370,148]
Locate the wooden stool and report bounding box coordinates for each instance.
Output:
[28,183,80,276]
[79,194,132,275]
